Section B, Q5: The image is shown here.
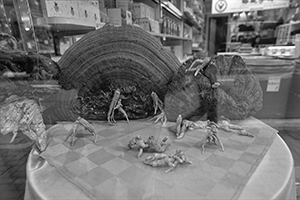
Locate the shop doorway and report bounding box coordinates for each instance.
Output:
[208,15,229,55]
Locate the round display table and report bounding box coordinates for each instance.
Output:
[24,118,297,200]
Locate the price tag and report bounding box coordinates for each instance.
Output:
[266,76,281,92]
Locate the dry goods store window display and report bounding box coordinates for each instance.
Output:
[224,3,300,58]
[0,0,299,200]
[227,9,289,54]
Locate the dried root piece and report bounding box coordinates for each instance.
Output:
[200,121,224,153]
[219,120,254,138]
[107,89,130,125]
[143,150,192,173]
[128,135,171,158]
[150,92,167,125]
[175,115,207,139]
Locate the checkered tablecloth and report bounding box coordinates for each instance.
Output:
[40,117,276,200]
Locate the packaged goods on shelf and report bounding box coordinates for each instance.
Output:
[42,0,101,25]
[44,0,80,18]
[276,22,300,45]
[78,1,101,23]
[133,3,147,18]
[116,0,134,12]
[107,8,132,26]
[133,3,154,20]
[100,10,109,23]
[152,19,160,33]
[126,10,132,24]
[162,16,180,36]
[145,4,155,20]
[266,46,296,57]
[134,18,160,33]
[98,0,115,9]
[134,18,150,32]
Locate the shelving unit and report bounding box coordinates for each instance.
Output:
[226,16,281,53]
[156,0,204,59]
[19,0,204,60]
[150,32,191,40]
[276,21,300,45]
[36,17,98,31]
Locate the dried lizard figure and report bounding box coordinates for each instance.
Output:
[175,114,208,139]
[143,149,192,173]
[65,117,98,146]
[200,121,224,153]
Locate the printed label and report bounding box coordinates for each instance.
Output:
[266,76,281,92]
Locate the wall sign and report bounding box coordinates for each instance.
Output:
[212,0,289,14]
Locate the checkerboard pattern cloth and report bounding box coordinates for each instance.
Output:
[41,117,276,200]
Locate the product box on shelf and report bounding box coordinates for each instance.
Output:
[100,10,109,23]
[135,18,160,33]
[126,10,132,24]
[98,0,116,9]
[133,3,155,20]
[93,1,101,22]
[116,0,134,11]
[162,16,180,36]
[266,46,295,57]
[76,0,101,27]
[107,8,132,26]
[151,19,160,33]
[43,0,102,22]
[133,3,147,18]
[145,4,155,20]
[44,0,79,18]
[78,1,96,21]
[65,0,80,18]
[90,1,101,26]
[135,18,150,32]
[98,0,106,11]
[43,0,62,17]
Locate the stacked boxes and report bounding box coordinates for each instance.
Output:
[145,4,155,20]
[98,0,115,9]
[115,0,134,12]
[111,0,133,25]
[132,2,160,34]
[78,1,101,23]
[42,0,101,27]
[135,18,160,33]
[42,0,160,32]
[43,0,79,18]
[133,3,146,18]
[65,0,80,18]
[107,8,132,26]
[133,3,154,19]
